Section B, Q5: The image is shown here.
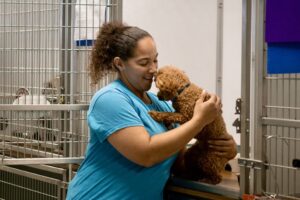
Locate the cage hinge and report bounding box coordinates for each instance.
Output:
[232,98,241,133]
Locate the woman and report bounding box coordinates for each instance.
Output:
[66,21,237,200]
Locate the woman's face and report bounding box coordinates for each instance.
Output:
[121,36,158,93]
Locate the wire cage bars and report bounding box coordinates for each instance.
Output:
[240,0,300,199]
[0,0,121,199]
[264,74,300,198]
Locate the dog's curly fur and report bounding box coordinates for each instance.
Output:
[149,66,231,184]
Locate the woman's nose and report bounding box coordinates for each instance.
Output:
[150,68,157,78]
[149,63,158,73]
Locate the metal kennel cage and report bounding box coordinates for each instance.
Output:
[0,0,121,199]
[239,0,300,199]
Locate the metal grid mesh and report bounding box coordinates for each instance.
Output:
[0,0,121,198]
[0,165,67,200]
[0,0,120,164]
[265,74,300,197]
[0,0,120,104]
[239,1,300,199]
[0,0,61,101]
[0,110,90,160]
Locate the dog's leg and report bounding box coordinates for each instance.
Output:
[148,111,188,124]
[199,173,222,185]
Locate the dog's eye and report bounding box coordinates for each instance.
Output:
[157,79,164,87]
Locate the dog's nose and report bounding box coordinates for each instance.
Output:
[157,93,163,100]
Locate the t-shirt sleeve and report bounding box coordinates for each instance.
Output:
[88,91,144,142]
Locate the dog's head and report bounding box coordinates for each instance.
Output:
[155,66,190,101]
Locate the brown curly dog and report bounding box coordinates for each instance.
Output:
[149,65,231,184]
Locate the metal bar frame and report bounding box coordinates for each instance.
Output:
[240,0,267,195]
[0,104,88,110]
[250,0,267,194]
[1,157,83,165]
[241,0,300,197]
[240,0,252,195]
[262,117,300,128]
[215,0,224,98]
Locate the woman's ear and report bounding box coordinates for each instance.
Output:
[113,57,125,71]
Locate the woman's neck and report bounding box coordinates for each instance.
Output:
[118,76,151,104]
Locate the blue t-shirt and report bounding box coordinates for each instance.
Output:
[66,79,178,200]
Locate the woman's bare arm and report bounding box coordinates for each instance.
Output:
[108,93,221,167]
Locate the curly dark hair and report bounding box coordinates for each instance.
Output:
[89,21,152,84]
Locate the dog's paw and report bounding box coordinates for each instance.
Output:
[199,175,222,185]
[148,111,161,121]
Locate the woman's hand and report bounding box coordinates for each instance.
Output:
[193,91,222,127]
[207,133,237,159]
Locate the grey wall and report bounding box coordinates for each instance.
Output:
[123,0,242,144]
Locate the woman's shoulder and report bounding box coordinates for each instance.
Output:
[94,79,132,98]
[88,80,132,112]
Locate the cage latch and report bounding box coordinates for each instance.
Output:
[238,158,266,170]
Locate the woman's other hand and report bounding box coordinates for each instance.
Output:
[207,133,237,159]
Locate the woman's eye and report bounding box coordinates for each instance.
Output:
[138,59,157,67]
[139,62,148,66]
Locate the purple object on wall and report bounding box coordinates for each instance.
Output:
[265,0,300,42]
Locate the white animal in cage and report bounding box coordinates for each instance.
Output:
[6,88,55,142]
